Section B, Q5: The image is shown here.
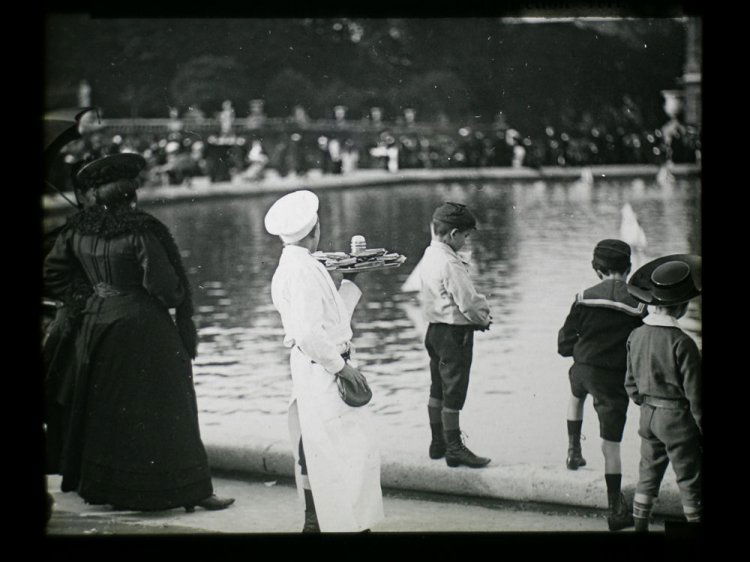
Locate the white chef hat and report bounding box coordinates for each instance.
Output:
[264,190,320,243]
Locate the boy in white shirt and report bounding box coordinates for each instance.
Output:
[419,202,492,468]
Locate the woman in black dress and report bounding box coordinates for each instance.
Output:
[44,153,233,512]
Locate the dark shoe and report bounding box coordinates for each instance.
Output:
[429,423,446,459]
[45,492,54,524]
[607,493,635,531]
[444,430,491,468]
[634,516,649,533]
[566,434,586,470]
[184,494,235,512]
[302,510,320,533]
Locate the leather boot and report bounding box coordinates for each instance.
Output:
[429,423,446,459]
[444,429,491,468]
[634,516,649,533]
[302,489,320,533]
[566,434,586,470]
[607,492,635,531]
[303,510,320,533]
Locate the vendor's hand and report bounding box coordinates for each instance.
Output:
[337,363,368,393]
[477,317,492,331]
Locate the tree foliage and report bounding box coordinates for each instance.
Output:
[170,56,253,114]
[44,16,687,131]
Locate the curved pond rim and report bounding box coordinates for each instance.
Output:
[42,163,701,216]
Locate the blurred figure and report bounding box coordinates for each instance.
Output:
[506,130,525,168]
[243,139,268,181]
[317,136,332,174]
[328,138,342,174]
[385,134,399,173]
[341,139,359,174]
[219,100,235,137]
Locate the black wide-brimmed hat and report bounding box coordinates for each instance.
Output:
[626,254,701,306]
[75,153,147,189]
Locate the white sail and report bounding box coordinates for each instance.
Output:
[620,202,648,274]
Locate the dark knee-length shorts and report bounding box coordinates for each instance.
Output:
[425,323,474,410]
[569,363,629,442]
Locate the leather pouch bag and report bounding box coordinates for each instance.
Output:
[337,374,372,407]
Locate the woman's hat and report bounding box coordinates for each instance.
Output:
[75,153,147,189]
[626,254,701,306]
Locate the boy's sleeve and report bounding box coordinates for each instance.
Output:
[624,335,643,405]
[557,300,580,357]
[677,336,702,433]
[443,261,491,326]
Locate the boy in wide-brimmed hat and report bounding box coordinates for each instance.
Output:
[419,202,492,469]
[558,239,647,531]
[625,254,702,532]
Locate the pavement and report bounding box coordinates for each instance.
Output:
[45,472,666,535]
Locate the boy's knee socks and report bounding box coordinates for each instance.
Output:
[633,493,654,521]
[441,409,460,431]
[683,504,702,522]
[605,473,622,497]
[567,419,583,437]
[428,403,443,425]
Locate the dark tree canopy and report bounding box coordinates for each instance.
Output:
[44,16,687,132]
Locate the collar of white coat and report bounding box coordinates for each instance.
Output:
[282,244,312,258]
[430,240,469,265]
[643,311,682,328]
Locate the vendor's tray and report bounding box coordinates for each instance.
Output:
[313,248,407,272]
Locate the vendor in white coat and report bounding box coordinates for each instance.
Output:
[264,190,384,533]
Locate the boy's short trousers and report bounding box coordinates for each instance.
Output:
[425,323,474,410]
[635,403,701,507]
[569,363,629,442]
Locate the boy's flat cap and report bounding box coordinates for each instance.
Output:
[432,202,477,230]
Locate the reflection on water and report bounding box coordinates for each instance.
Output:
[44,178,701,432]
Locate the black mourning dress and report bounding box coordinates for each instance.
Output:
[43,208,213,510]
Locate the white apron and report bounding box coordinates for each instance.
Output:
[288,348,384,532]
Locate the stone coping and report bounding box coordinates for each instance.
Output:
[204,437,683,517]
[43,164,701,215]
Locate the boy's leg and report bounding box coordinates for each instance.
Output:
[589,368,633,530]
[634,405,670,532]
[566,368,588,469]
[438,326,490,468]
[426,324,446,459]
[428,397,445,459]
[658,409,702,523]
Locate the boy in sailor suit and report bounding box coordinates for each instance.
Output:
[558,239,646,531]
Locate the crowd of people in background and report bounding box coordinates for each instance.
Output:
[46,103,700,193]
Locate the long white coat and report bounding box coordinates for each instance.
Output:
[271,245,384,532]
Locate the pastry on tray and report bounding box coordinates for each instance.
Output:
[313,235,407,272]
